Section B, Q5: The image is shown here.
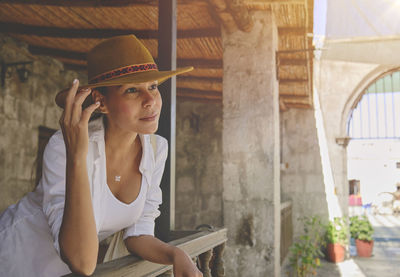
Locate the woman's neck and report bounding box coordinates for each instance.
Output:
[103,118,140,158]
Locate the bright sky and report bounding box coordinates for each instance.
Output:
[313,0,327,37]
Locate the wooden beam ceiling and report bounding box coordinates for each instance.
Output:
[0,0,313,106]
[1,22,220,39]
[278,27,307,36]
[0,0,158,7]
[27,45,223,69]
[278,59,307,66]
[0,0,206,6]
[177,88,222,101]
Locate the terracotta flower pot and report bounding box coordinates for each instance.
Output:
[327,243,345,263]
[355,239,374,257]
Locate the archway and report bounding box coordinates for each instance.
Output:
[346,69,400,214]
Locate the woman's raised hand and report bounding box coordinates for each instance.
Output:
[59,79,100,158]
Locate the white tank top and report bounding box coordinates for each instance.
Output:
[98,175,146,242]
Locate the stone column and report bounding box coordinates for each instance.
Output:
[222,11,280,277]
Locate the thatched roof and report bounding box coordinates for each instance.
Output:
[0,0,313,108]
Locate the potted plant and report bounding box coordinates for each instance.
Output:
[349,215,374,257]
[288,216,326,277]
[325,217,348,263]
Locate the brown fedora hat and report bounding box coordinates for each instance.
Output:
[55,34,193,108]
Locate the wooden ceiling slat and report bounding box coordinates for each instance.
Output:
[272,3,306,27]
[281,95,312,108]
[0,0,208,7]
[279,82,308,97]
[278,27,307,35]
[177,37,222,59]
[176,58,222,69]
[68,6,158,29]
[0,0,157,7]
[278,58,307,66]
[178,76,222,83]
[279,79,308,83]
[27,45,222,70]
[180,68,223,78]
[278,65,307,80]
[177,88,222,101]
[1,22,220,39]
[177,76,222,91]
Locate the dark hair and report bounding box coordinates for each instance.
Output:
[95,86,108,95]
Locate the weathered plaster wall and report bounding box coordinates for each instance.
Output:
[0,35,86,213]
[314,59,385,214]
[222,11,280,277]
[280,108,327,236]
[175,99,223,230]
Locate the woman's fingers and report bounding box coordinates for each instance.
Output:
[71,88,92,123]
[63,79,80,124]
[81,101,100,123]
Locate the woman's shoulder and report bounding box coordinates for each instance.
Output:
[143,134,168,162]
[43,130,65,156]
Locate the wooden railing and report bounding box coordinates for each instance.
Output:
[280,201,293,264]
[65,228,227,277]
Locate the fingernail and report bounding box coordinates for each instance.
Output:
[73,79,78,85]
[95,101,100,106]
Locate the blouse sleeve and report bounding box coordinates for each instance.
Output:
[40,131,68,256]
[123,136,168,239]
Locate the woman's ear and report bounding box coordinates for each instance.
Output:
[91,89,108,114]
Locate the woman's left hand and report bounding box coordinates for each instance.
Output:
[172,249,203,277]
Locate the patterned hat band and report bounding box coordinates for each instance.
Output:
[89,63,158,84]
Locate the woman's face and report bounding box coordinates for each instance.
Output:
[97,80,162,134]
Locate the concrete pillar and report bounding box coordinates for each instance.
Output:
[222,11,280,277]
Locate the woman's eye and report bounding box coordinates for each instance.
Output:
[149,84,158,90]
[125,87,138,93]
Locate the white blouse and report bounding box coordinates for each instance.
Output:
[0,116,168,277]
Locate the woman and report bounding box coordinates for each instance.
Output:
[0,35,201,277]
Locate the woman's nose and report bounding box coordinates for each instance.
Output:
[142,90,156,108]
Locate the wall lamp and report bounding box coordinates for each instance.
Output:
[1,61,33,87]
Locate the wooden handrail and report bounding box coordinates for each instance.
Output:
[64,228,227,277]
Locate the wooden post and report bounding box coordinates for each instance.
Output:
[155,0,177,242]
[199,250,213,277]
[211,243,225,277]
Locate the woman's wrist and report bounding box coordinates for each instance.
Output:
[66,153,87,166]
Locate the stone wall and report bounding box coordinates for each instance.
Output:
[314,59,388,215]
[0,35,86,212]
[222,11,280,277]
[280,108,327,236]
[175,99,223,230]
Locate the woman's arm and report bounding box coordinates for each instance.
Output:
[125,235,202,277]
[57,79,100,276]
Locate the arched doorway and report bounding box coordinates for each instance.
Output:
[346,70,400,216]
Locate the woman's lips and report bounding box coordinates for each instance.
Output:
[140,113,158,121]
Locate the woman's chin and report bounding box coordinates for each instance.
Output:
[140,125,159,135]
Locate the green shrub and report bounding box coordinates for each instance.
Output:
[325,217,349,246]
[349,215,374,242]
[288,216,326,277]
